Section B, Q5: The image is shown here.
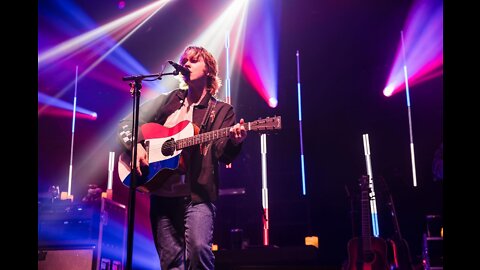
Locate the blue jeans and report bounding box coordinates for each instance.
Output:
[150,196,216,270]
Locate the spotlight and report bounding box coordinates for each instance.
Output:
[117,0,126,9]
[268,97,278,108]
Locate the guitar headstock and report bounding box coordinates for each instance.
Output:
[248,116,282,133]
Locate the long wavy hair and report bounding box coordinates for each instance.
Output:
[178,46,222,96]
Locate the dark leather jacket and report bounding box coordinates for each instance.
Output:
[118,89,242,202]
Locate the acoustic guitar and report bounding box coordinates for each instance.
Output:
[346,175,389,270]
[382,176,414,270]
[118,116,281,193]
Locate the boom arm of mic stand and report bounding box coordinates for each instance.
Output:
[122,71,179,81]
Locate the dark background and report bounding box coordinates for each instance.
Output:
[38,0,443,268]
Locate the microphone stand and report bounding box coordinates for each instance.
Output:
[122,70,177,270]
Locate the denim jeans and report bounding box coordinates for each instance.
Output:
[150,196,216,270]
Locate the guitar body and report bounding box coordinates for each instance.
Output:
[387,238,414,270]
[118,120,194,193]
[346,236,389,270]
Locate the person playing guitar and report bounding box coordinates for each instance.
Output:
[117,45,247,270]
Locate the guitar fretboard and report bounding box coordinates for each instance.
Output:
[361,192,373,251]
[175,116,282,150]
[175,117,280,150]
[360,176,373,253]
[176,126,233,149]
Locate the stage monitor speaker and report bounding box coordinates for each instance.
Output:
[38,198,126,270]
[38,247,95,270]
[38,246,123,270]
[215,245,320,268]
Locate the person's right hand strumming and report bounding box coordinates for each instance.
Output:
[135,143,149,176]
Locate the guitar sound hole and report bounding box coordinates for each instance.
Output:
[162,138,175,156]
[363,251,376,263]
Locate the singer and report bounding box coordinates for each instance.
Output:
[117,45,247,270]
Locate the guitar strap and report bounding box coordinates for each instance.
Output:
[199,97,217,133]
[198,98,217,157]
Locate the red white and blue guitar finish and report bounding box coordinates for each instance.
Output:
[118,116,281,193]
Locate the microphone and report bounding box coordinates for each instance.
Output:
[168,60,190,76]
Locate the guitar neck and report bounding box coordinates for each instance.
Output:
[175,125,232,150]
[360,176,373,252]
[361,193,373,247]
[175,116,281,150]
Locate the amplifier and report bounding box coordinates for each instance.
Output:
[38,198,126,270]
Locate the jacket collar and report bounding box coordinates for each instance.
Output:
[176,88,214,108]
[198,91,213,108]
